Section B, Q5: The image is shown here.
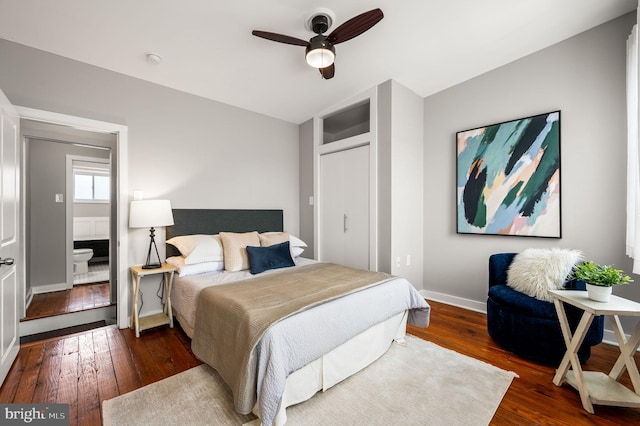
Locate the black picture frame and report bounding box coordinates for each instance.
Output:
[456,111,561,238]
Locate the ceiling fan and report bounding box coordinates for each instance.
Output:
[252,8,384,80]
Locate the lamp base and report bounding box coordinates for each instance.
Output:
[142,227,163,270]
[142,263,162,269]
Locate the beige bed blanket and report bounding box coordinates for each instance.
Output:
[191,262,394,414]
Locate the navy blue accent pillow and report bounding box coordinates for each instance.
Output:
[246,241,295,275]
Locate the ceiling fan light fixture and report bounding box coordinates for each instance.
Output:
[252,8,383,79]
[306,47,335,68]
[305,37,335,68]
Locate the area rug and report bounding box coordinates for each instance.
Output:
[102,335,517,425]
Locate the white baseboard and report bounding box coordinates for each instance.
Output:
[24,288,33,312]
[421,290,632,350]
[19,306,117,337]
[420,289,487,313]
[31,282,69,294]
[602,330,622,347]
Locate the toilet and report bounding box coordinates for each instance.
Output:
[73,248,94,275]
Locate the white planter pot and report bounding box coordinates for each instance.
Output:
[586,283,612,302]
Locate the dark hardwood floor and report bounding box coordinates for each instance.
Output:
[1,300,639,425]
[23,281,112,321]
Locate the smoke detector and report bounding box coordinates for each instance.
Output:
[145,52,162,64]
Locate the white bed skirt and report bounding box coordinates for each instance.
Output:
[259,310,408,426]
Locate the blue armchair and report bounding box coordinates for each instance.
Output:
[487,253,604,365]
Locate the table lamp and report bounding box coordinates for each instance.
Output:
[129,199,174,269]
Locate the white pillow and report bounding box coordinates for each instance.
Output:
[260,232,307,257]
[289,234,307,248]
[166,234,223,264]
[507,248,584,302]
[261,231,307,248]
[166,256,224,277]
[291,246,304,258]
[259,231,290,247]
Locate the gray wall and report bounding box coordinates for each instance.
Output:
[0,39,299,315]
[298,119,315,259]
[422,12,640,323]
[378,80,425,288]
[0,39,299,233]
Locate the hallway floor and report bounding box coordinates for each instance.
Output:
[23,281,112,321]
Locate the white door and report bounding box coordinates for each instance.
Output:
[0,87,20,386]
[319,145,369,269]
[342,145,369,269]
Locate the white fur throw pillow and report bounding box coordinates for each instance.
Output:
[506,248,584,302]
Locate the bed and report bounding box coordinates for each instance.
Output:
[166,209,430,426]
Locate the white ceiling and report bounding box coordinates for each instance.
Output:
[0,0,636,124]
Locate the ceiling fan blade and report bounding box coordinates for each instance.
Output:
[319,63,335,79]
[252,30,310,47]
[327,8,384,45]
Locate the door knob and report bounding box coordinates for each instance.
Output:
[0,257,14,266]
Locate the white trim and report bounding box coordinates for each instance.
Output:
[316,133,370,155]
[19,305,116,337]
[420,289,487,313]
[66,155,110,289]
[312,116,321,261]
[24,287,32,312]
[31,282,68,294]
[65,154,110,290]
[16,106,129,329]
[603,329,625,347]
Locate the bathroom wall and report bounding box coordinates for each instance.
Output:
[74,203,109,217]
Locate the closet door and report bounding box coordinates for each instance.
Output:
[319,145,369,270]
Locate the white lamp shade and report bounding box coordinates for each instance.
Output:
[129,199,174,228]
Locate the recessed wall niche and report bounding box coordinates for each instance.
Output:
[322,100,370,144]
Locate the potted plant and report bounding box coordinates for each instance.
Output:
[571,261,633,302]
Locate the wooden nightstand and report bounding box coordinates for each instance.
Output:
[130,263,176,338]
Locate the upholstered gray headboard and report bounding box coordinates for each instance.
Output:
[165,209,284,258]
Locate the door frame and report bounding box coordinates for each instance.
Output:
[66,155,111,290]
[313,87,378,271]
[16,106,129,328]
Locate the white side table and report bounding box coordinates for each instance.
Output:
[130,263,176,338]
[549,289,640,413]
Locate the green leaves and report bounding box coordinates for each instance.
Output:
[571,261,634,287]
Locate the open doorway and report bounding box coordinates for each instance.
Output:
[21,120,117,329]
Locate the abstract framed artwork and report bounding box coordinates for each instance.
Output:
[456,111,561,238]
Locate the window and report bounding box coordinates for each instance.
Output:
[74,164,110,202]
